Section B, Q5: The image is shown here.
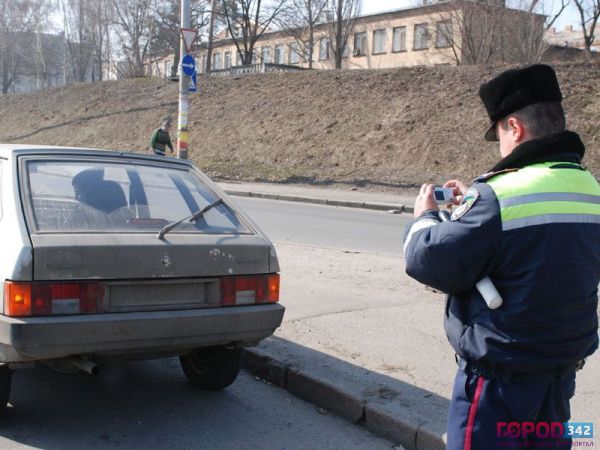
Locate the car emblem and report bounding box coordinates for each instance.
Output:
[161,255,171,267]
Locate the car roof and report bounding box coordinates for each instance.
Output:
[0,144,193,167]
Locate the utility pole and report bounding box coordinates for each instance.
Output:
[177,0,192,160]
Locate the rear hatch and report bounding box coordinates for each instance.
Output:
[14,153,278,314]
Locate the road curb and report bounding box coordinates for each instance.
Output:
[224,189,415,214]
[242,347,446,450]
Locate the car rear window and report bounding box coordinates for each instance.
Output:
[24,159,250,234]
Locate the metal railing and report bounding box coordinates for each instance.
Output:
[207,63,308,77]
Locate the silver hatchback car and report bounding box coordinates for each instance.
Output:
[0,144,284,409]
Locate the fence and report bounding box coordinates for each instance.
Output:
[208,63,308,77]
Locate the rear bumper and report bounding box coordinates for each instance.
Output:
[0,304,285,362]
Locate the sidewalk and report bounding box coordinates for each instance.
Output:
[218,180,416,214]
[217,180,599,450]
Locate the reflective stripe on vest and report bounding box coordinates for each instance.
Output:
[486,162,600,231]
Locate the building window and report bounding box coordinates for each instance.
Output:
[289,43,300,64]
[392,26,407,52]
[213,52,222,70]
[275,44,284,64]
[236,50,243,66]
[261,46,272,63]
[342,43,350,58]
[414,23,430,50]
[353,31,367,56]
[201,54,207,72]
[319,37,330,60]
[372,29,387,54]
[164,61,172,77]
[224,51,232,69]
[436,20,453,48]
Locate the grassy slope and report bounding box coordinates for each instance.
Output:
[0,62,598,188]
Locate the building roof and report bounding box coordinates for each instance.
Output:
[544,25,599,51]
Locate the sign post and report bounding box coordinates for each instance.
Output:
[176,1,196,160]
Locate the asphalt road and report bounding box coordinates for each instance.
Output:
[0,359,392,449]
[235,197,413,255]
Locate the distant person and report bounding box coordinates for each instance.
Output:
[149,119,174,157]
[403,64,600,449]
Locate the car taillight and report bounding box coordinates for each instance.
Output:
[4,281,103,317]
[220,274,280,306]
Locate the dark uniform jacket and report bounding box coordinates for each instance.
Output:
[403,131,600,372]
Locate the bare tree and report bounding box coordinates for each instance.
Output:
[90,0,114,81]
[220,0,287,66]
[433,0,567,65]
[206,0,219,71]
[149,0,210,78]
[276,0,327,68]
[507,0,571,62]
[325,0,361,69]
[0,0,52,93]
[112,0,153,78]
[60,0,94,82]
[573,0,600,56]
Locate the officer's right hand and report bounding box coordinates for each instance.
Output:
[444,179,467,205]
[414,184,438,217]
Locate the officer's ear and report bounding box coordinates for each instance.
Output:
[505,117,528,143]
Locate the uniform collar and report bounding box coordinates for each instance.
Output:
[490,131,585,173]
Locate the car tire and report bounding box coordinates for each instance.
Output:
[0,366,13,411]
[179,346,242,390]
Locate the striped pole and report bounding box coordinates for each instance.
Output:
[177,0,191,160]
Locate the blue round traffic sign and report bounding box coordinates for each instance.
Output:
[181,54,196,76]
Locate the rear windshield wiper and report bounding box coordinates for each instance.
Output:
[157,198,224,240]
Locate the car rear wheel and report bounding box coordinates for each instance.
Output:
[0,366,12,411]
[179,346,242,390]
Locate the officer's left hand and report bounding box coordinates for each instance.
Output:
[414,184,439,217]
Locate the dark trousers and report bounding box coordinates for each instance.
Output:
[447,368,575,450]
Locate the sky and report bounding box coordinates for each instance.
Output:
[361,0,582,31]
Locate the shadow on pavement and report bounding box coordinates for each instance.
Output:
[243,336,449,450]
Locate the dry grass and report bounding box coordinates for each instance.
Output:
[1,62,598,189]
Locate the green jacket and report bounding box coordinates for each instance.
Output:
[150,128,173,155]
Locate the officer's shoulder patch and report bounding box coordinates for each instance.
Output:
[451,188,480,221]
[474,168,520,183]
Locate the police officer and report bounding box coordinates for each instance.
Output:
[403,64,600,449]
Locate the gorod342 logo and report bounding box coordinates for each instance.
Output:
[497,422,594,439]
[497,422,565,439]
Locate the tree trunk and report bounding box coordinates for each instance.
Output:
[335,0,343,69]
[171,52,180,78]
[206,0,217,72]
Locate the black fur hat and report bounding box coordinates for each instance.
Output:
[479,64,562,141]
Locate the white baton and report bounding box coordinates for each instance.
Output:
[476,277,503,309]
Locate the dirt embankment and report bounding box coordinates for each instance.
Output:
[0,63,598,189]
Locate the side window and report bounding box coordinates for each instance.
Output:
[261,46,272,63]
[414,23,430,50]
[353,31,367,56]
[289,43,300,64]
[392,26,407,52]
[436,20,453,48]
[274,45,284,64]
[372,29,387,54]
[319,37,331,60]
